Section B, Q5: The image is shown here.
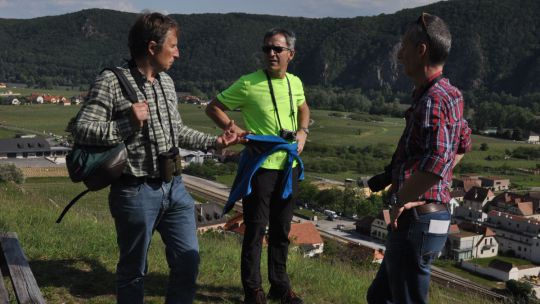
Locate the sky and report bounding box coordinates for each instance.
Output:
[0,0,443,19]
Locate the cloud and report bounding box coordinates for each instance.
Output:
[49,0,137,13]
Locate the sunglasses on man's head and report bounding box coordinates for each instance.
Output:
[417,12,432,44]
[261,45,291,54]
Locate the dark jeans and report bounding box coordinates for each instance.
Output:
[108,175,199,304]
[241,167,299,295]
[367,208,450,304]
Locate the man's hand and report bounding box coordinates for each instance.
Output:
[390,201,426,230]
[131,101,149,129]
[296,129,307,154]
[216,120,249,149]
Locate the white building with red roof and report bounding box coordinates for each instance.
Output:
[289,222,324,257]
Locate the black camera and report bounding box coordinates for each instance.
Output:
[158,147,181,183]
[367,165,392,192]
[279,129,297,141]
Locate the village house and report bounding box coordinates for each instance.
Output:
[452,176,482,192]
[180,149,216,167]
[289,222,324,257]
[528,131,540,144]
[194,202,227,232]
[454,187,494,224]
[485,211,540,263]
[487,192,538,219]
[70,95,83,105]
[59,98,71,106]
[444,223,498,261]
[31,93,44,104]
[355,215,375,235]
[371,210,390,241]
[0,137,70,160]
[223,215,324,257]
[480,176,510,191]
[450,189,466,202]
[461,259,540,281]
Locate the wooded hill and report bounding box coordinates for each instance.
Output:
[0,0,539,97]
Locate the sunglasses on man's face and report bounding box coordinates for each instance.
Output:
[261,45,291,54]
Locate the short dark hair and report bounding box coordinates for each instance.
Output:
[407,13,451,65]
[128,12,178,60]
[263,28,296,50]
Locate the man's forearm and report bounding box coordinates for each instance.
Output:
[453,153,465,169]
[397,171,441,204]
[297,101,310,129]
[205,98,232,130]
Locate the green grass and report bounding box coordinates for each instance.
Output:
[433,259,505,290]
[2,103,540,184]
[0,178,495,303]
[470,255,535,267]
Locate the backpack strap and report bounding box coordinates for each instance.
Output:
[102,67,139,103]
[55,189,90,223]
[57,67,138,224]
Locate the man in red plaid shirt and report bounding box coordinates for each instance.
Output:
[367,13,471,304]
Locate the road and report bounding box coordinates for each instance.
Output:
[307,216,386,250]
[183,174,386,250]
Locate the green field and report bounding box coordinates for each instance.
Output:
[2,103,540,184]
[0,178,495,303]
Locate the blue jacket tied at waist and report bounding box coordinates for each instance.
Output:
[223,134,304,214]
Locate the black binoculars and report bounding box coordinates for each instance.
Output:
[158,147,181,183]
[279,129,297,141]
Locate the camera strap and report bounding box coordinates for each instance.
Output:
[264,69,297,132]
[128,61,177,150]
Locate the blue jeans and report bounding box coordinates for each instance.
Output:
[367,208,450,304]
[108,175,199,304]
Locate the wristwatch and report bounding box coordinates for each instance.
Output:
[299,127,310,134]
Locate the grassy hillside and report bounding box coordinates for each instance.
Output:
[0,178,494,303]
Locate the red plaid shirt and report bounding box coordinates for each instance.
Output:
[391,76,471,204]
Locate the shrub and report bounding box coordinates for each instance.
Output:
[0,163,25,184]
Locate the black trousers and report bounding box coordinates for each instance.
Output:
[241,167,299,294]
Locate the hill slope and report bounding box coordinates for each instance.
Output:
[0,178,494,303]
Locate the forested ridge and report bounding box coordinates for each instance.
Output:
[1,0,540,134]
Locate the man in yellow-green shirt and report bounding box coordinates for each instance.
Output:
[206,28,310,304]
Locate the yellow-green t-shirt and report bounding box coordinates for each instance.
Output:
[217,69,306,170]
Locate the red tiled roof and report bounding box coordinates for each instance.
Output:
[289,222,323,245]
[448,224,460,234]
[517,202,533,216]
[374,249,384,261]
[356,216,375,228]
[484,227,496,237]
[224,213,244,231]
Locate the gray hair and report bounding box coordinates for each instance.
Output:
[263,28,296,50]
[407,13,451,65]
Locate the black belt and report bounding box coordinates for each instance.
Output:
[117,174,163,185]
[414,203,447,215]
